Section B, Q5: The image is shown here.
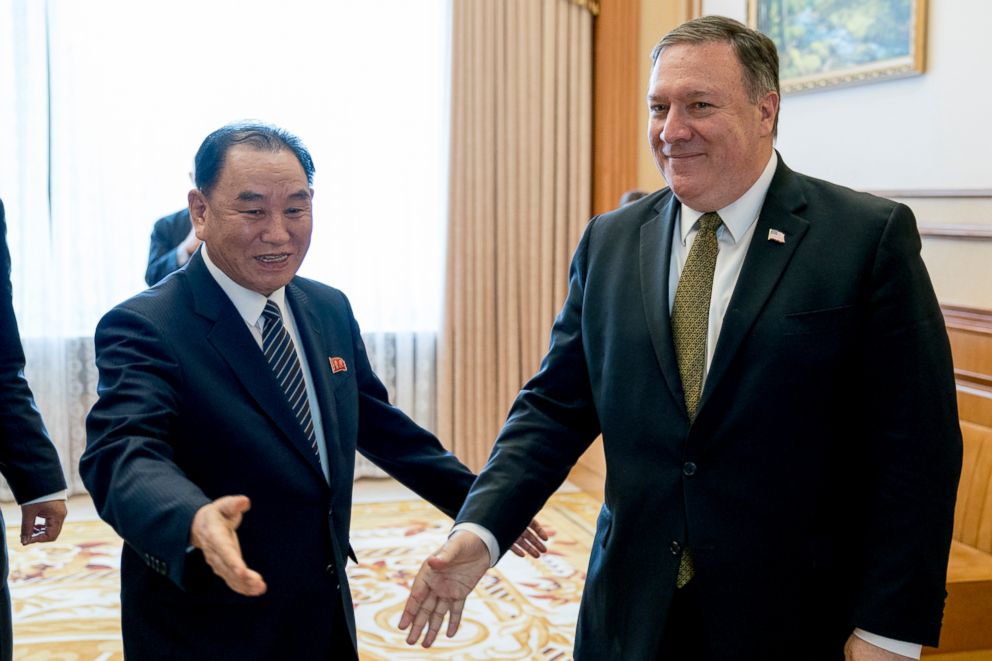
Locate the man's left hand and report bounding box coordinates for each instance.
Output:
[20,500,67,545]
[509,518,550,558]
[845,634,915,660]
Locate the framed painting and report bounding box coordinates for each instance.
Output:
[747,0,927,94]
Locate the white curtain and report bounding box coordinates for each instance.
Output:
[0,0,451,497]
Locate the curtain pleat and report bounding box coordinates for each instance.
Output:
[441,0,593,471]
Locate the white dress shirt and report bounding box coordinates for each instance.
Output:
[456,154,920,658]
[201,245,331,483]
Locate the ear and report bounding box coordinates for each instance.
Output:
[757,90,779,136]
[188,189,208,241]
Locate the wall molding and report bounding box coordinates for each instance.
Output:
[870,189,992,198]
[943,304,992,402]
[944,304,992,336]
[919,224,992,240]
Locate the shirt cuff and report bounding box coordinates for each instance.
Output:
[853,629,922,659]
[450,522,500,568]
[20,490,67,506]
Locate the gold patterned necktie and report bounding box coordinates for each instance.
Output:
[670,211,721,589]
[672,211,722,420]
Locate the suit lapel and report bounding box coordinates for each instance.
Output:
[698,159,810,413]
[285,283,344,483]
[640,192,686,410]
[186,255,325,481]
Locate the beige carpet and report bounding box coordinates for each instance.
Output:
[6,491,599,660]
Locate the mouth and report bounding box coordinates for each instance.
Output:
[255,253,291,265]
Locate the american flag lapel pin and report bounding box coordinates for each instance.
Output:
[767,228,786,244]
[329,356,348,373]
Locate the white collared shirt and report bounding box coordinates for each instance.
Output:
[669,151,777,381]
[201,245,330,483]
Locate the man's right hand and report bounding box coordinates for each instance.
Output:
[190,495,267,597]
[399,530,490,647]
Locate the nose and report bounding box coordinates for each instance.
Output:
[261,213,292,243]
[659,106,691,145]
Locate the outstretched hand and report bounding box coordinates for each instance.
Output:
[509,518,550,558]
[399,530,491,647]
[190,495,267,597]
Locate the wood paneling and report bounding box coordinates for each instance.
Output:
[591,0,640,215]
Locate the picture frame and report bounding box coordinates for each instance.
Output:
[747,0,927,94]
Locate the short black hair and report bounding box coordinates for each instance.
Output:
[193,121,316,195]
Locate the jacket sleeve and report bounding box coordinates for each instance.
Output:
[145,218,181,287]
[81,304,211,588]
[0,201,67,502]
[852,202,962,647]
[343,294,476,519]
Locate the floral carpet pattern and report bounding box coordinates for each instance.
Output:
[7,491,599,660]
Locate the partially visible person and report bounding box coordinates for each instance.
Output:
[145,207,198,286]
[0,198,68,661]
[400,16,961,661]
[81,122,545,661]
[619,189,648,206]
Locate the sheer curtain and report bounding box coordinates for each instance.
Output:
[0,0,450,498]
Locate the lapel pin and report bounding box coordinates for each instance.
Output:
[329,356,348,373]
[767,228,786,244]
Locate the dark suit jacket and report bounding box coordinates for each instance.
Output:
[81,252,476,660]
[457,158,962,661]
[144,208,192,286]
[0,199,67,661]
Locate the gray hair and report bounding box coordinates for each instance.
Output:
[651,15,780,133]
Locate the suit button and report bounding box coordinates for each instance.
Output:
[325,563,336,576]
[683,462,697,476]
[670,541,681,555]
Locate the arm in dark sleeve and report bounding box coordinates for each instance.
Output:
[0,200,67,501]
[343,296,476,519]
[145,214,182,287]
[457,221,602,556]
[80,305,211,587]
[853,202,962,647]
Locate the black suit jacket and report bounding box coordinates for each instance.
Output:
[144,208,192,286]
[82,252,476,660]
[0,199,67,661]
[457,158,962,660]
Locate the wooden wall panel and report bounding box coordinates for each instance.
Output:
[591,0,641,216]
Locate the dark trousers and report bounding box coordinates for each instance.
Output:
[657,581,711,661]
[1,514,12,661]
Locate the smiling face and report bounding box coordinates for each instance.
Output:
[189,145,313,296]
[647,41,778,212]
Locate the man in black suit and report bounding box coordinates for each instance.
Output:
[401,16,962,661]
[81,122,544,660]
[144,207,197,286]
[0,198,68,661]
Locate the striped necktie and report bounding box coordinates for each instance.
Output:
[261,301,318,457]
[670,211,722,589]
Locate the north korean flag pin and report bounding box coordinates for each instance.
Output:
[329,356,348,373]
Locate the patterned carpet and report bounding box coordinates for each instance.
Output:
[6,491,599,660]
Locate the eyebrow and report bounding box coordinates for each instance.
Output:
[236,191,264,202]
[648,90,715,103]
[288,189,311,201]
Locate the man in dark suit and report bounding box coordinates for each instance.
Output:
[400,16,962,661]
[0,198,68,661]
[144,207,197,286]
[81,123,544,660]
